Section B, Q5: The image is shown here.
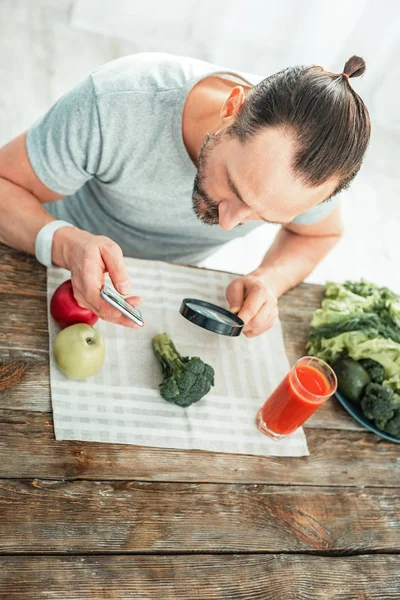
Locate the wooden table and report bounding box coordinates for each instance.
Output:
[0,243,399,600]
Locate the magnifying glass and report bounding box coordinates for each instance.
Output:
[179,298,244,337]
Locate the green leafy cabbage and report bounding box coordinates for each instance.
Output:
[306,280,400,392]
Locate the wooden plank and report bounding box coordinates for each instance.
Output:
[278,282,325,366]
[0,350,363,429]
[0,413,398,485]
[0,358,364,429]
[0,411,54,440]
[0,555,399,599]
[0,351,365,431]
[0,349,50,412]
[0,244,46,298]
[0,361,28,392]
[0,479,398,553]
[307,397,364,430]
[0,293,48,351]
[3,383,365,433]
[0,353,365,429]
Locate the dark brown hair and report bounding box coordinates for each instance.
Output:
[230,56,371,198]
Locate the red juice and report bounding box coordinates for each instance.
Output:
[257,358,337,437]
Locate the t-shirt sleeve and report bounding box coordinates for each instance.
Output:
[290,195,340,225]
[26,75,101,196]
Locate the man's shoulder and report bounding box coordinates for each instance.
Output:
[91,52,218,98]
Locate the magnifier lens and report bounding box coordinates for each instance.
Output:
[180,299,244,337]
[185,302,238,325]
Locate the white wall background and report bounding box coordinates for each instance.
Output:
[72,0,400,133]
[1,0,399,291]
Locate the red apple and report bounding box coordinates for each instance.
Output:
[50,279,99,329]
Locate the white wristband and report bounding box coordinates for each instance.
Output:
[35,220,74,268]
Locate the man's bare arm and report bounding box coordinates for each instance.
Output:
[0,133,141,328]
[0,132,65,255]
[251,205,344,297]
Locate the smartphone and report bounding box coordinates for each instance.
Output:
[100,284,144,327]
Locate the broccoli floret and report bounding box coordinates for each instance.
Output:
[383,410,400,438]
[152,333,215,407]
[360,383,399,428]
[358,359,385,384]
[374,417,389,431]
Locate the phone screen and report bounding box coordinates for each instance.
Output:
[100,285,144,326]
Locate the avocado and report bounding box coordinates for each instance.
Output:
[332,358,371,404]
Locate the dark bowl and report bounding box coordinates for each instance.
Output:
[335,390,400,444]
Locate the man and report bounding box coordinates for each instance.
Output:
[0,52,370,337]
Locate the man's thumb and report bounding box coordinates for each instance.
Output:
[226,279,245,314]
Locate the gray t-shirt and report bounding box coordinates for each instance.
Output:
[26,52,339,264]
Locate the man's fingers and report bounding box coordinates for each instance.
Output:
[100,239,131,295]
[95,286,143,328]
[72,267,142,329]
[100,305,143,329]
[96,291,143,328]
[71,263,105,313]
[97,294,143,329]
[243,302,279,337]
[237,286,266,324]
[126,295,142,305]
[67,236,143,330]
[226,279,245,314]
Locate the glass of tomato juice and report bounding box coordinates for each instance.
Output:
[256,356,337,439]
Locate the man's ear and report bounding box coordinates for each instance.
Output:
[220,86,246,124]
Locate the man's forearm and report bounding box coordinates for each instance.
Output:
[251,227,342,297]
[0,177,91,269]
[0,177,56,254]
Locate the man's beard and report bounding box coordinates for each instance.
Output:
[192,133,221,226]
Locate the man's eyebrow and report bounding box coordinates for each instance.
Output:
[225,165,287,225]
[226,166,246,204]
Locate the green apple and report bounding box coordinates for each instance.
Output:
[53,324,105,379]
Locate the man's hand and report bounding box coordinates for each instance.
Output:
[225,274,279,338]
[53,227,142,329]
[225,207,343,337]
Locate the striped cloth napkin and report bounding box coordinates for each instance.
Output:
[46,258,309,457]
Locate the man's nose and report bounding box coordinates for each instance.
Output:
[218,202,249,231]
